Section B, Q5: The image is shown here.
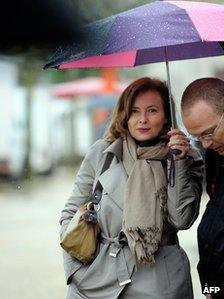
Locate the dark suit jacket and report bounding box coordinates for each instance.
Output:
[197,149,224,298]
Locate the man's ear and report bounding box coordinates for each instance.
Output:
[213,114,224,145]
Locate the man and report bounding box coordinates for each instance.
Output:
[181,78,224,299]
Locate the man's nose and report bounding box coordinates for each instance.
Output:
[201,139,213,149]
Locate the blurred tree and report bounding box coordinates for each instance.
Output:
[16,55,43,179]
[70,0,224,23]
[71,0,152,22]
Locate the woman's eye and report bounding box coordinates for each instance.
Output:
[147,108,157,113]
[131,109,138,113]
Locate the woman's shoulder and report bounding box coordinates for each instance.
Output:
[85,139,110,162]
[89,139,110,153]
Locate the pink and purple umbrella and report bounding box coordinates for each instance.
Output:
[45,1,224,69]
[44,0,224,127]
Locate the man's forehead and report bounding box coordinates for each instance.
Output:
[182,101,219,134]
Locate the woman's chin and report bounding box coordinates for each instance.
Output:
[134,135,155,142]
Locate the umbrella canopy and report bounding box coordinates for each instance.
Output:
[52,77,128,98]
[44,0,224,69]
[44,0,224,130]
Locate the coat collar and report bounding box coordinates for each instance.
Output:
[99,137,126,210]
[103,137,123,161]
[99,162,127,210]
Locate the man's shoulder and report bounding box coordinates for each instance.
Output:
[205,149,224,195]
[188,145,203,158]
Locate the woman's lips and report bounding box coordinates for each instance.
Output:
[137,128,150,133]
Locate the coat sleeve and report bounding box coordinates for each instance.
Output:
[59,139,108,284]
[60,139,108,239]
[167,147,204,230]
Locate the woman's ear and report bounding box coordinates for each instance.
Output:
[162,119,170,134]
[163,118,168,127]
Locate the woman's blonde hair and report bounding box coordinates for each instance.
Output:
[105,77,172,143]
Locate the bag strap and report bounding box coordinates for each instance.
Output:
[91,152,114,205]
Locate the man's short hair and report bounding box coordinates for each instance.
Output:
[181,77,224,115]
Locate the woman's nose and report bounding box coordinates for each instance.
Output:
[139,113,147,124]
[201,139,213,149]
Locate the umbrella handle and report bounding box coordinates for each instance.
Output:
[169,148,181,155]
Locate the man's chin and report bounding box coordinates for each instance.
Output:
[212,135,224,146]
[213,146,224,155]
[217,150,224,156]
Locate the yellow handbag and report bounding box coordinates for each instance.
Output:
[60,153,113,264]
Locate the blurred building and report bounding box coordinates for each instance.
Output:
[1,55,224,179]
[0,60,54,178]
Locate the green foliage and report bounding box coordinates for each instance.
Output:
[48,68,101,83]
[70,0,153,22]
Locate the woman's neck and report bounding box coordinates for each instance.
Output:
[136,135,168,147]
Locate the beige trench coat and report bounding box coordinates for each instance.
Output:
[60,138,204,299]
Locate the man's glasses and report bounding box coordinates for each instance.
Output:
[188,112,224,142]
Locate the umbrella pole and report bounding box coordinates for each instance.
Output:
[164,46,181,163]
[164,46,176,128]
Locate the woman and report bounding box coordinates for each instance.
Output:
[60,77,204,299]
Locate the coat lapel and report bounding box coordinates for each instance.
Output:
[99,160,127,210]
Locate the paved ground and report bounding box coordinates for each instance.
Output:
[0,167,208,299]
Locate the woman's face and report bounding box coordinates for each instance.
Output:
[127,90,167,142]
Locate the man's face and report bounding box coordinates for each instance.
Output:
[182,101,224,155]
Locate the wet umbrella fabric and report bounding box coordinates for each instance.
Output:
[44,1,224,70]
[44,0,224,130]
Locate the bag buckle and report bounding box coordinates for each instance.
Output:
[83,203,98,223]
[86,202,94,210]
[92,190,102,203]
[86,201,100,212]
